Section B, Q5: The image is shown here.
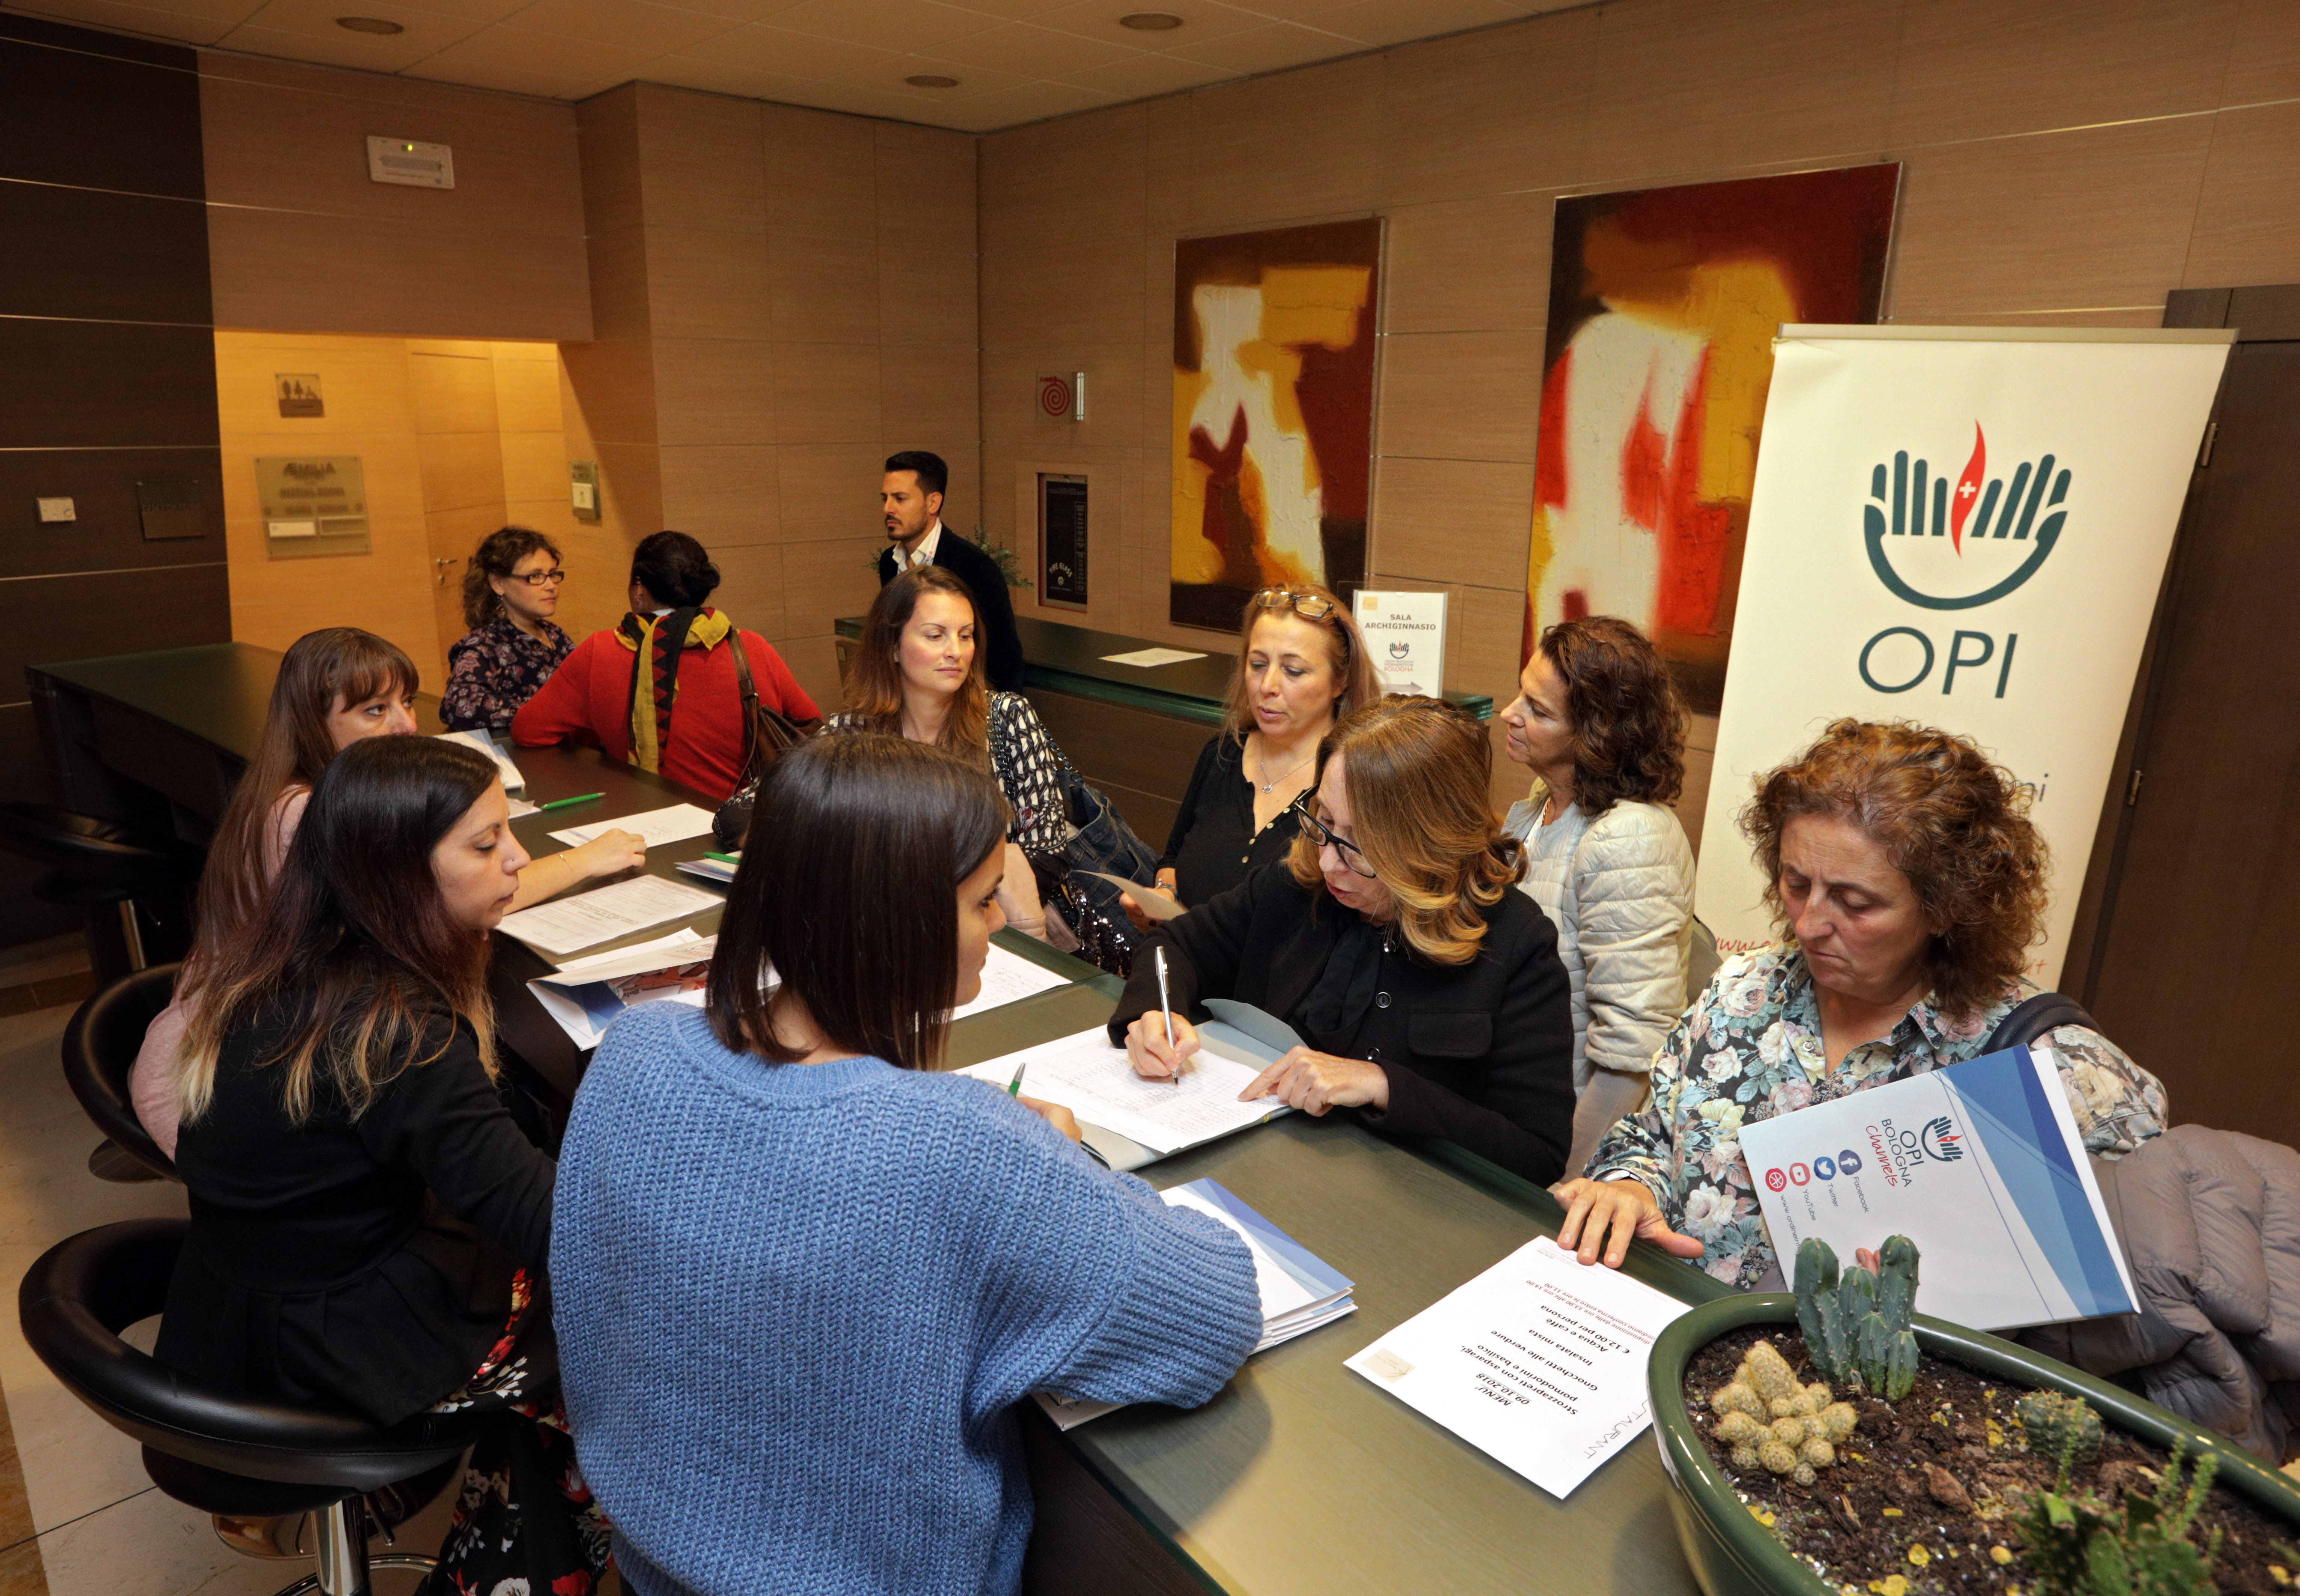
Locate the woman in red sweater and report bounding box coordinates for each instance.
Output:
[513,532,819,802]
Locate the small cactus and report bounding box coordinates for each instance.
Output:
[1792,1235,1923,1401]
[1708,1337,1858,1483]
[2017,1389,2104,1469]
[1744,1339,1799,1403]
[1713,1411,1767,1448]
[1713,1382,1764,1419]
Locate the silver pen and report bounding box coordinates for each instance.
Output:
[1154,946,1180,1083]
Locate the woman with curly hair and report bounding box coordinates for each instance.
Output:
[441,526,574,733]
[1555,718,2167,1287]
[1499,616,1697,1176]
[1111,697,1576,1183]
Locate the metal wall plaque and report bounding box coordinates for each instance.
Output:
[275,373,323,417]
[1039,472,1088,609]
[255,456,371,559]
[136,478,207,541]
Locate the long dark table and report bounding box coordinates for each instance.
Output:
[33,640,1726,1596]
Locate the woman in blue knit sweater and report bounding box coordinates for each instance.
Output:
[552,733,1264,1596]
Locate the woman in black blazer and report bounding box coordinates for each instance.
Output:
[1112,697,1576,1184]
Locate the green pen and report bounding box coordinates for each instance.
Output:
[705,851,740,864]
[535,792,604,812]
[1007,1061,1029,1097]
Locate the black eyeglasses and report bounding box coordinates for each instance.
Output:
[509,568,567,587]
[1291,795,1378,878]
[1252,587,1336,621]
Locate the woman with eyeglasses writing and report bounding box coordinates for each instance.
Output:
[442,527,575,734]
[1111,698,1578,1183]
[1122,584,1379,929]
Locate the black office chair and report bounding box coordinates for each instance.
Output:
[0,802,201,973]
[61,964,181,1183]
[19,1220,479,1596]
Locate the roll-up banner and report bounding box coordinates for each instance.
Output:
[1698,326,2234,985]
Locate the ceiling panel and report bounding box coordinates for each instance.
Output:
[1,0,1548,132]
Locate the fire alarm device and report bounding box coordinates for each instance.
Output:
[367,136,455,189]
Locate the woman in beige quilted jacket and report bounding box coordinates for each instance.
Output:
[1497,616,1697,1179]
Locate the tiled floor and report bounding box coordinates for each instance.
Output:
[0,992,454,1594]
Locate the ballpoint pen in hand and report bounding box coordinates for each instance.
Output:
[1007,1060,1028,1097]
[1153,947,1179,1083]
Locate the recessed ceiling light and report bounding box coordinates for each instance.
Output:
[336,15,404,32]
[904,73,960,87]
[1119,12,1184,29]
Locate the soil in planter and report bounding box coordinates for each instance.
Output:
[1687,1325,2297,1596]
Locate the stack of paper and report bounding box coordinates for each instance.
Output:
[951,943,1069,1020]
[550,803,717,849]
[1039,1178,1355,1430]
[956,1024,1287,1158]
[496,873,722,958]
[676,855,737,884]
[526,928,715,1049]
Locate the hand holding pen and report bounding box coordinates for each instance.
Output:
[1124,949,1200,1082]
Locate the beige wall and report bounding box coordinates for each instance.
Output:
[977,0,2300,835]
[200,53,590,342]
[564,83,979,714]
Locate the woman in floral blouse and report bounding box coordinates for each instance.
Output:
[1556,718,2167,1290]
[442,527,574,733]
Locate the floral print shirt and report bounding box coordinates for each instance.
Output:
[442,615,574,733]
[1584,944,2169,1291]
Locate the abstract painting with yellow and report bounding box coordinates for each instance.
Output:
[1172,219,1380,631]
[1527,166,1899,710]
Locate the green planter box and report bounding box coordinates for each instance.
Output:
[1645,1292,2300,1596]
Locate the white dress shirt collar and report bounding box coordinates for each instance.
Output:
[893,519,944,572]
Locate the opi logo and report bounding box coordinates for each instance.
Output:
[1920,1116,1965,1163]
[1864,425,2067,609]
[1388,641,1411,658]
[1764,1168,1788,1192]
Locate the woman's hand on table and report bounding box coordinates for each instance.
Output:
[1241,1048,1388,1115]
[1018,1096,1081,1142]
[1124,1011,1200,1079]
[1552,1177,1706,1269]
[568,828,646,880]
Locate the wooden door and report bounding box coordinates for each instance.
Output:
[2080,287,2300,1145]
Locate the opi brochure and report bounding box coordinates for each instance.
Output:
[1736,1044,2136,1331]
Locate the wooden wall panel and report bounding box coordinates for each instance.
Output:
[0,17,204,197]
[0,450,224,579]
[0,184,209,325]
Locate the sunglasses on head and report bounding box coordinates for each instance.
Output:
[1251,587,1337,622]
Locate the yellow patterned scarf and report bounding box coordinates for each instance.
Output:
[615,607,733,774]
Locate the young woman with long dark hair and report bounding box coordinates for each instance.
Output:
[159,735,608,1590]
[131,627,640,1155]
[553,735,1261,1595]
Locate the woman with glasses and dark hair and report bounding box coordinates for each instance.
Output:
[1112,697,1577,1183]
[513,530,819,802]
[552,734,1262,1594]
[1121,584,1380,929]
[442,526,575,733]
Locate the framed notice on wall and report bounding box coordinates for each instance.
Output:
[255,456,371,559]
[1039,472,1088,609]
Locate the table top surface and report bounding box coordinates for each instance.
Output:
[47,641,1716,1596]
[837,612,1496,724]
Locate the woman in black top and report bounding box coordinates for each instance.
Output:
[157,736,606,1591]
[1113,698,1576,1184]
[1125,584,1379,922]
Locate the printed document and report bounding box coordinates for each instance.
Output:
[957,1026,1285,1156]
[1346,1235,1693,1499]
[528,929,715,1049]
[1736,1043,2136,1330]
[1084,872,1183,921]
[951,943,1069,1020]
[550,803,717,849]
[496,873,720,958]
[1041,1178,1355,1429]
[1099,646,1206,668]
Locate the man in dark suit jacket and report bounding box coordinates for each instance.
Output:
[878,450,1025,691]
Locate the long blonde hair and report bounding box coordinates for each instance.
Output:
[844,566,991,759]
[1288,697,1522,965]
[1221,584,1380,742]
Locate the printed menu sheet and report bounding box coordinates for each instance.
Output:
[1346,1235,1693,1499]
[496,873,721,958]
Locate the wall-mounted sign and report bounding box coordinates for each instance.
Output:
[367,136,455,189]
[1037,371,1085,421]
[136,478,207,541]
[275,373,323,417]
[570,459,600,523]
[255,455,370,559]
[1039,473,1088,609]
[1353,590,1448,697]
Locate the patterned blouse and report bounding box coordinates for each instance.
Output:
[821,692,1068,858]
[1585,944,2169,1291]
[442,615,574,733]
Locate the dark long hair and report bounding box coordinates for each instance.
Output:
[178,737,501,1124]
[843,566,991,758]
[196,628,420,961]
[462,525,562,630]
[706,734,1008,1072]
[630,531,720,608]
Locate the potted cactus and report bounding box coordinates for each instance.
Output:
[1643,1237,2300,1596]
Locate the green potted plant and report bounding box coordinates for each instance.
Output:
[1644,1243,2300,1596]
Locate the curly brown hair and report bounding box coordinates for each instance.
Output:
[1538,616,1687,814]
[1740,719,2048,1020]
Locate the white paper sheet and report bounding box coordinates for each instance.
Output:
[536,928,713,985]
[1084,872,1184,921]
[951,943,1070,1020]
[1099,647,1207,668]
[496,873,721,958]
[1346,1235,1694,1499]
[549,803,717,849]
[957,1026,1284,1155]
[433,729,525,791]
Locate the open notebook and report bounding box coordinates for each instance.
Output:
[1037,1178,1355,1430]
